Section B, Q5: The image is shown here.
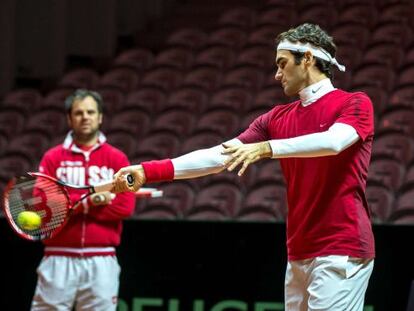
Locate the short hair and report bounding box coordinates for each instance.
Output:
[64,89,104,114]
[276,23,337,78]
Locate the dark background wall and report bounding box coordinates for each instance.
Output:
[1,220,413,311]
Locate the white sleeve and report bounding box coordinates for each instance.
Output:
[172,138,243,179]
[269,123,360,158]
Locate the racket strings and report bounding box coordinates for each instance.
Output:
[7,176,69,239]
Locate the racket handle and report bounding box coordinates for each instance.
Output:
[126,174,135,187]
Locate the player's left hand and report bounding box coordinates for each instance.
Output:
[222,141,272,176]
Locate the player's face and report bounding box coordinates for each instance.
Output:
[67,96,102,143]
[274,50,308,97]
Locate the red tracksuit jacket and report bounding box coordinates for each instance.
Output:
[38,132,135,252]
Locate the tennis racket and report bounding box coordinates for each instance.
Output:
[2,172,134,241]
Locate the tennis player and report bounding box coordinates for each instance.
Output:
[113,23,375,311]
[31,90,135,310]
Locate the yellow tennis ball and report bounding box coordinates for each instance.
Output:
[17,211,42,231]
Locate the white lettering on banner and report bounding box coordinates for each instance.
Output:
[55,166,114,186]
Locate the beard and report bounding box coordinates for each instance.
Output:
[72,126,100,144]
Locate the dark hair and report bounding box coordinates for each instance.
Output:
[64,89,104,114]
[276,23,337,78]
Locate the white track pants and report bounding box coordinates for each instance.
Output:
[285,255,374,311]
[31,255,120,311]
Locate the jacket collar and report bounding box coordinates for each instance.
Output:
[62,131,107,154]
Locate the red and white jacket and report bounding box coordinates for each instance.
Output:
[38,131,135,257]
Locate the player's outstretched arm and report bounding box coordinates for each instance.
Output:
[112,139,244,193]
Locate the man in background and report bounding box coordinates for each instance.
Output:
[31,89,135,310]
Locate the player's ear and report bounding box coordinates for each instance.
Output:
[304,51,314,66]
[98,113,103,125]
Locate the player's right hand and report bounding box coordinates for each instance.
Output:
[112,165,146,193]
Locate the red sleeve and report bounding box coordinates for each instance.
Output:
[87,151,136,221]
[335,92,374,141]
[237,110,272,143]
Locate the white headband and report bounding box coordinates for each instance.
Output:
[277,40,346,72]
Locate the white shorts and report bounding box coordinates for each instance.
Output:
[31,255,121,311]
[285,255,374,311]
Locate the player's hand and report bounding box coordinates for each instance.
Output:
[222,141,272,176]
[90,191,116,206]
[112,165,146,193]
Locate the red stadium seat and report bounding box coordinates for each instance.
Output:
[255,160,285,186]
[331,22,370,49]
[108,108,151,137]
[106,130,138,158]
[218,6,257,29]
[182,66,222,92]
[0,153,33,182]
[134,182,195,220]
[153,47,194,70]
[401,44,414,67]
[193,45,236,69]
[165,28,207,50]
[8,132,50,162]
[151,109,195,138]
[403,164,414,186]
[371,21,413,47]
[378,108,414,137]
[368,157,405,191]
[257,6,298,27]
[299,4,338,30]
[389,85,414,109]
[43,88,74,110]
[95,88,126,116]
[363,42,404,69]
[396,65,414,88]
[0,133,7,156]
[238,183,287,222]
[166,86,208,114]
[99,67,139,92]
[372,132,414,165]
[25,108,67,138]
[377,2,413,24]
[195,109,240,138]
[253,86,286,110]
[0,108,26,138]
[335,43,363,72]
[222,65,266,91]
[140,67,183,92]
[207,26,248,49]
[135,131,181,159]
[247,24,285,46]
[336,3,378,28]
[196,165,256,191]
[352,63,395,91]
[59,68,100,89]
[188,183,242,220]
[180,131,223,154]
[365,183,394,222]
[113,48,154,72]
[390,187,414,222]
[125,87,167,115]
[235,44,274,69]
[209,86,253,112]
[2,88,43,114]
